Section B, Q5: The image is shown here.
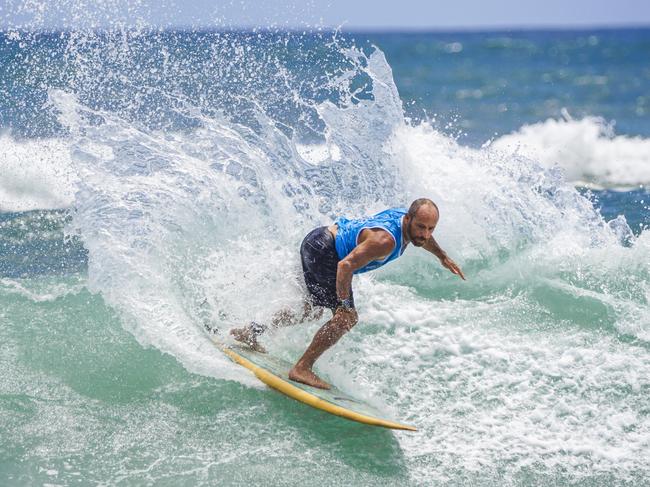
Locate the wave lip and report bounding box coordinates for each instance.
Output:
[490,113,650,188]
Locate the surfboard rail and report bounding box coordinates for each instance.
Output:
[216,341,417,431]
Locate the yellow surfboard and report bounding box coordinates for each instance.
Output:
[213,338,416,431]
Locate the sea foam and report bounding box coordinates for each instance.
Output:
[491,113,650,187]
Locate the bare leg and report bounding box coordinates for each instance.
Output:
[288,308,358,390]
[271,300,323,327]
[230,298,324,352]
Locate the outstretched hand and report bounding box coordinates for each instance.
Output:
[440,256,466,280]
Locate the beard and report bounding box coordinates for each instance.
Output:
[407,221,426,247]
[412,237,426,247]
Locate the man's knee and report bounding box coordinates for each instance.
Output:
[301,300,324,322]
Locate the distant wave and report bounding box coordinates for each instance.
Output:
[490,113,650,188]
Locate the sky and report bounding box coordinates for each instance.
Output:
[2,0,650,31]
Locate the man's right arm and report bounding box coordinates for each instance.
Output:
[335,232,395,304]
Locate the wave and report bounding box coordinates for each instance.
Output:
[490,112,650,187]
[0,275,85,302]
[5,110,650,216]
[2,26,649,481]
[46,38,646,365]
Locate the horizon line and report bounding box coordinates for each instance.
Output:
[2,22,650,35]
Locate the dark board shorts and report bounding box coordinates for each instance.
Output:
[300,226,354,310]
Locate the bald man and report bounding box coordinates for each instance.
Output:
[231,198,465,389]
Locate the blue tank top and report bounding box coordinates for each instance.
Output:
[334,208,408,274]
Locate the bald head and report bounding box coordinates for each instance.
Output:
[407,198,439,220]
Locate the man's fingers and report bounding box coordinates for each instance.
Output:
[449,261,466,280]
[442,257,466,280]
[452,264,466,280]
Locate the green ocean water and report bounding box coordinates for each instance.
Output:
[2,274,648,486]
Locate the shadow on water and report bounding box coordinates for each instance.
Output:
[161,373,411,478]
[156,371,410,482]
[255,386,409,477]
[145,373,412,486]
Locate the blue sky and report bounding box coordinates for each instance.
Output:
[2,0,650,30]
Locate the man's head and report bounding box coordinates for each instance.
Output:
[404,198,439,247]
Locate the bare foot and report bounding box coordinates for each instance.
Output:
[230,327,267,353]
[289,366,331,390]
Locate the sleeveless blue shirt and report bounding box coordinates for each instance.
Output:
[334,208,408,274]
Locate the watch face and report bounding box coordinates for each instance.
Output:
[338,299,353,310]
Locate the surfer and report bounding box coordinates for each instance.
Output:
[231,198,465,389]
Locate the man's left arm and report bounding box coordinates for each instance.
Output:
[423,236,466,280]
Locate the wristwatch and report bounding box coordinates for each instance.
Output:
[337,297,354,310]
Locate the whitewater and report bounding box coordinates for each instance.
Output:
[1,22,649,487]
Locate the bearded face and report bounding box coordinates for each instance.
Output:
[405,208,438,247]
[407,219,428,247]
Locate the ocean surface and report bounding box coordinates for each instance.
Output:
[1,20,649,487]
